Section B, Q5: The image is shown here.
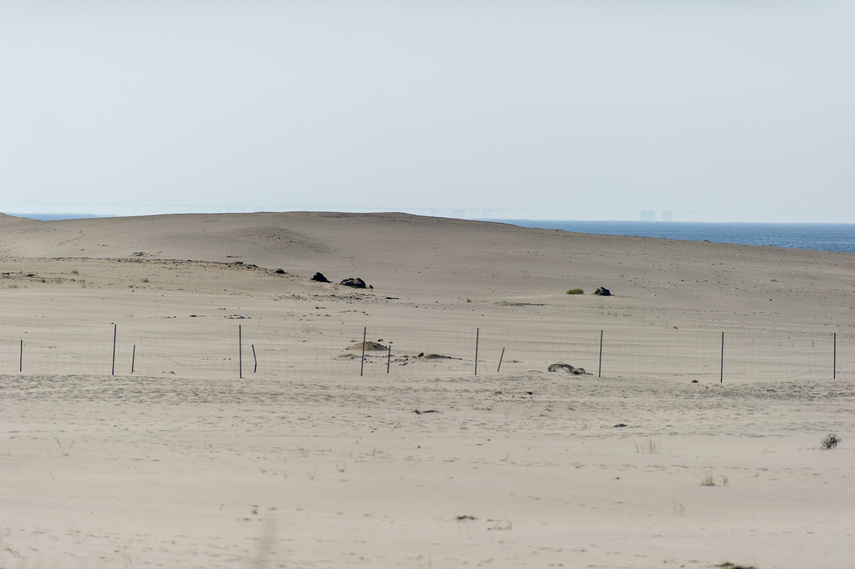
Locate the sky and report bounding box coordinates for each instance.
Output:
[2,1,853,222]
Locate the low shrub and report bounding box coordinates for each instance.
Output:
[820,433,840,450]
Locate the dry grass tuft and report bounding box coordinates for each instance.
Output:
[699,473,716,486]
[634,438,660,454]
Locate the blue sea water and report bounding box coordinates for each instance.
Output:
[487,220,855,254]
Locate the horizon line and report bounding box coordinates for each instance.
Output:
[5,210,854,225]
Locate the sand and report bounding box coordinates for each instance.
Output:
[1,212,853,568]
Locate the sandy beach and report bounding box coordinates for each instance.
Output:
[1,212,853,568]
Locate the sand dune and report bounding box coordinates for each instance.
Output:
[1,212,853,568]
[2,211,850,331]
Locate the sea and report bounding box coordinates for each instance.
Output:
[485,220,855,254]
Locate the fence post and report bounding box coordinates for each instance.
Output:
[720,331,725,384]
[474,328,480,376]
[239,325,243,379]
[252,344,257,374]
[131,345,136,374]
[111,323,117,376]
[360,327,367,377]
[497,347,505,373]
[833,332,837,379]
[386,341,392,374]
[598,330,604,378]
[19,339,23,372]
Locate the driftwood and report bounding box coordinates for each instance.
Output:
[547,362,591,375]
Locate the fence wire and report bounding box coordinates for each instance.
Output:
[1,321,852,383]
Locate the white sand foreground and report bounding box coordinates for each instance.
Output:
[1,212,853,569]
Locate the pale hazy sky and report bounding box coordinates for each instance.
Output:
[2,1,853,222]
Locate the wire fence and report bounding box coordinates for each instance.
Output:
[1,319,852,383]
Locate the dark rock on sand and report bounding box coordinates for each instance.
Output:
[340,277,367,288]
